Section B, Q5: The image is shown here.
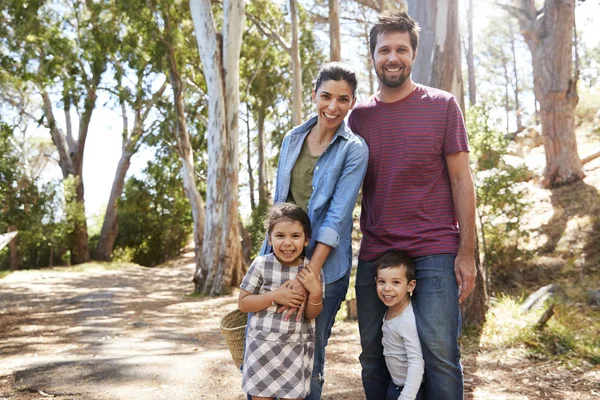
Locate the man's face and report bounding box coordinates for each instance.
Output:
[373,31,416,89]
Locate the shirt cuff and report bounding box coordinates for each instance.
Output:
[315,226,339,248]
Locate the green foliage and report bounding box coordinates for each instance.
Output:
[467,106,532,280]
[0,123,70,269]
[479,296,599,364]
[114,151,193,267]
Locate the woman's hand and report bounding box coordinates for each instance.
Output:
[273,280,305,309]
[276,278,307,322]
[298,264,321,296]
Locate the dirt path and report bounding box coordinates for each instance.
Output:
[1,254,598,399]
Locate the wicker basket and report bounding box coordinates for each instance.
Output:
[220,309,248,369]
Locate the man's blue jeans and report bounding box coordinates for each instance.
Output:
[356,254,463,400]
[245,270,350,400]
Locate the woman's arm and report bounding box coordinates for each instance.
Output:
[238,283,305,313]
[312,139,369,253]
[297,265,323,320]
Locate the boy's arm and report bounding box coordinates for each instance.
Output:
[398,317,424,400]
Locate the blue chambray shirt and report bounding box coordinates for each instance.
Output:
[260,115,369,285]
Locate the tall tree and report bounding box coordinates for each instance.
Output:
[154,0,207,282]
[190,0,246,295]
[407,0,486,325]
[510,0,584,187]
[96,1,168,260]
[0,0,117,264]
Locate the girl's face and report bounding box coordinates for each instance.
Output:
[312,79,356,131]
[268,219,309,267]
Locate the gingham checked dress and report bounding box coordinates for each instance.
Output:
[241,253,321,398]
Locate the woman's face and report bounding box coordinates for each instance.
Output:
[312,79,356,130]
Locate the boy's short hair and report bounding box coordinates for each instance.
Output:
[374,251,416,282]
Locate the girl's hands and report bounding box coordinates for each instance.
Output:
[297,264,321,296]
[273,280,305,308]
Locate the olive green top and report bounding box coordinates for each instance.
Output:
[286,138,319,212]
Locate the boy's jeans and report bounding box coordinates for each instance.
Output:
[356,254,464,400]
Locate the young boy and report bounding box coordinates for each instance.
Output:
[375,251,424,400]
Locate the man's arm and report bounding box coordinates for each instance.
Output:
[445,151,477,303]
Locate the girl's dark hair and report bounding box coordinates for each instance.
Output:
[266,203,311,238]
[314,62,358,97]
[369,11,420,58]
[374,251,416,282]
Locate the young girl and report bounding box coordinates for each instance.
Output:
[239,203,324,400]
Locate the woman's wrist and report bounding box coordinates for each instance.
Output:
[307,292,323,306]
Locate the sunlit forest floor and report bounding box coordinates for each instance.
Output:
[1,128,599,399]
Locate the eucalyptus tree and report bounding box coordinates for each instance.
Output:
[190,0,246,295]
[152,0,207,285]
[0,0,118,264]
[95,0,168,261]
[508,0,584,187]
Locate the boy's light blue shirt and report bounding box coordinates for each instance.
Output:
[260,115,369,285]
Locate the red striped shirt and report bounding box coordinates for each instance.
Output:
[348,84,469,260]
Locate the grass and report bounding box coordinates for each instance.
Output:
[472,295,600,365]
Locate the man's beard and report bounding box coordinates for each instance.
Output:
[376,64,412,89]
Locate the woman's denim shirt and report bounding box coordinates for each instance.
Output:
[260,116,369,285]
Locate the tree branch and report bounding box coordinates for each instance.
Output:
[247,13,291,53]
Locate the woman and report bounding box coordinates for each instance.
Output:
[256,62,368,400]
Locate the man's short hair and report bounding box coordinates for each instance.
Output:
[374,251,416,282]
[369,11,420,58]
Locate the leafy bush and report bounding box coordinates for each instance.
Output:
[114,156,193,267]
[466,106,532,284]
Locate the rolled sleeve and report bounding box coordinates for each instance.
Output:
[318,138,369,247]
[315,225,340,248]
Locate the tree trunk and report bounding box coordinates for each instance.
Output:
[95,79,166,261]
[509,25,522,131]
[329,0,341,61]
[409,0,485,325]
[257,107,269,207]
[166,46,206,281]
[190,0,246,295]
[40,76,95,265]
[245,105,256,211]
[407,0,465,111]
[466,0,476,105]
[8,226,19,270]
[514,0,584,188]
[290,0,303,126]
[460,240,487,325]
[95,150,133,261]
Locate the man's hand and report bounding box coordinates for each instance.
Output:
[277,278,307,321]
[455,253,476,303]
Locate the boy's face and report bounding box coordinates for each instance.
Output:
[376,266,416,310]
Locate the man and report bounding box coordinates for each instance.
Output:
[348,11,477,400]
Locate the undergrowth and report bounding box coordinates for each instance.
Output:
[474,295,600,365]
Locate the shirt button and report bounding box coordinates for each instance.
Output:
[315,166,319,170]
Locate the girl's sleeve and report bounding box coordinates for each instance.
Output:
[240,258,263,294]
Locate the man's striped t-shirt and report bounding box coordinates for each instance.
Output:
[348,84,469,261]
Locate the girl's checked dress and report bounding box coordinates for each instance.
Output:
[241,253,322,398]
